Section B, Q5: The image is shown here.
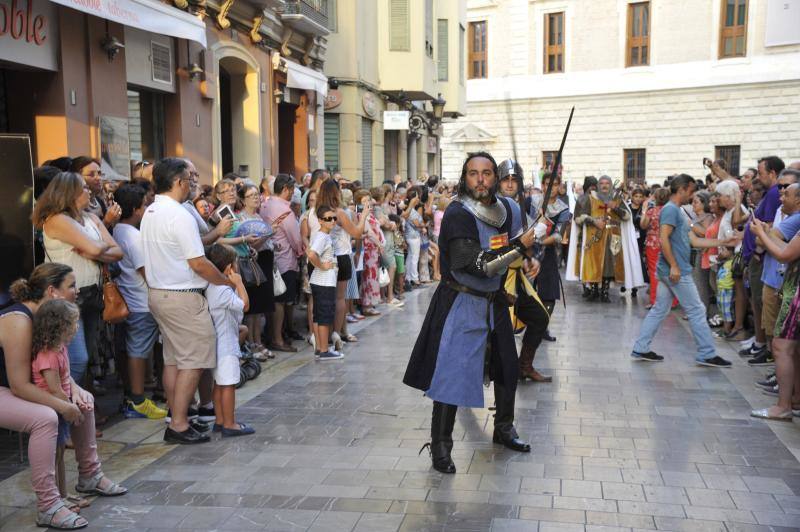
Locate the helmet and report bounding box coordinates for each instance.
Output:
[497,159,524,181]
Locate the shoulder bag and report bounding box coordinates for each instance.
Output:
[270,211,291,296]
[102,264,129,324]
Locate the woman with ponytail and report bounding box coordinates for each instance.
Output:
[0,263,126,530]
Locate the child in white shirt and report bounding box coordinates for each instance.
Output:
[307,205,342,360]
[206,243,253,437]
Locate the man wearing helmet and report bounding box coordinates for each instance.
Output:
[497,159,553,383]
[404,152,537,475]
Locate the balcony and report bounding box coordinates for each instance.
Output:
[281,0,330,36]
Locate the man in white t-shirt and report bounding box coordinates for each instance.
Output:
[113,184,167,421]
[141,158,234,445]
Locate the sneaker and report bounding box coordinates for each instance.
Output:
[762,384,779,397]
[124,398,167,420]
[197,405,216,422]
[755,375,777,390]
[389,298,405,307]
[739,344,766,358]
[164,407,199,424]
[631,351,664,362]
[697,356,732,368]
[748,352,775,366]
[317,350,344,361]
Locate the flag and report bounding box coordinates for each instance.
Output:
[490,232,509,250]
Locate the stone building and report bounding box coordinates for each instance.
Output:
[323,0,466,186]
[440,0,800,185]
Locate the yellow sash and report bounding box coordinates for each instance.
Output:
[505,257,548,333]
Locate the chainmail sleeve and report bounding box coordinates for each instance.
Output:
[450,238,487,277]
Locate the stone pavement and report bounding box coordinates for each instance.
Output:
[4,282,800,531]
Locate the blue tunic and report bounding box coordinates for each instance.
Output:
[426,211,506,408]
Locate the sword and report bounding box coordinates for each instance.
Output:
[504,91,528,231]
[539,106,575,223]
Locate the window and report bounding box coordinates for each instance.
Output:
[425,0,434,57]
[627,2,649,67]
[624,149,646,183]
[437,19,449,81]
[361,118,373,187]
[459,24,466,84]
[544,12,564,74]
[324,114,340,173]
[719,0,747,58]
[389,0,409,51]
[468,21,487,79]
[715,145,741,176]
[542,151,558,171]
[327,0,337,32]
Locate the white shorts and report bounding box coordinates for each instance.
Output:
[214,355,241,386]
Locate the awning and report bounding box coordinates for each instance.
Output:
[50,0,207,47]
[285,60,328,97]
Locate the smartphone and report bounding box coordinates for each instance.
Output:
[211,204,235,225]
[703,158,712,168]
[356,204,364,214]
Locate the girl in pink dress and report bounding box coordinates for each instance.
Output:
[31,299,81,499]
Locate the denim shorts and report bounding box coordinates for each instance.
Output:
[124,312,160,359]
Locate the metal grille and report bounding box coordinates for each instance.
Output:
[324,114,340,172]
[715,145,741,176]
[361,118,373,187]
[150,42,172,84]
[624,149,646,184]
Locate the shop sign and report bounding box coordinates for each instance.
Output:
[98,116,131,180]
[427,135,438,154]
[324,89,342,110]
[0,0,58,71]
[383,110,409,130]
[361,91,378,118]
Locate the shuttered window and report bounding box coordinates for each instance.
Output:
[544,12,564,74]
[459,24,465,84]
[361,118,373,187]
[720,0,747,58]
[327,0,337,32]
[626,2,650,67]
[324,114,340,173]
[468,21,487,79]
[425,0,434,57]
[437,19,449,81]
[390,0,410,51]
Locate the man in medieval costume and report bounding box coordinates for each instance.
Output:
[404,152,534,475]
[531,170,572,348]
[567,175,644,301]
[497,159,552,383]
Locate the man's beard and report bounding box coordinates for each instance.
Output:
[467,187,492,201]
[596,189,613,202]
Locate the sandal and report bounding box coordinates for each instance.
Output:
[75,472,128,497]
[342,334,358,343]
[750,408,793,422]
[36,499,88,530]
[363,309,381,316]
[65,495,90,510]
[725,328,744,340]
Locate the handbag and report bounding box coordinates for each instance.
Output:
[378,267,390,288]
[273,265,287,296]
[731,250,745,278]
[237,249,266,286]
[101,265,129,324]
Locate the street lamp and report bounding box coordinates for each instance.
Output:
[431,93,446,121]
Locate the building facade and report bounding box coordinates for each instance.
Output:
[323,0,466,186]
[440,0,800,185]
[0,0,330,185]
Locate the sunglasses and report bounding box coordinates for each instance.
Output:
[321,216,337,222]
[778,183,791,190]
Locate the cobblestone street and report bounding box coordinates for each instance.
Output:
[5,283,800,531]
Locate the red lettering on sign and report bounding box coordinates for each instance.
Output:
[0,0,47,46]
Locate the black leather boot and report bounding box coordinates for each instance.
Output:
[600,279,611,302]
[588,284,599,301]
[492,383,531,452]
[420,401,457,474]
